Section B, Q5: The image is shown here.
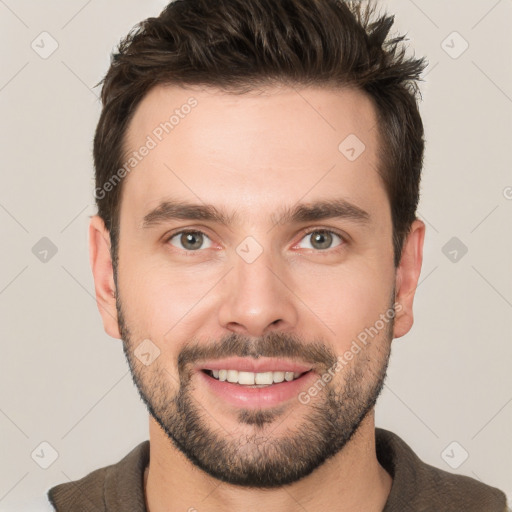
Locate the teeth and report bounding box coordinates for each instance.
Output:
[255,371,273,385]
[226,370,238,383]
[238,371,255,385]
[273,371,285,383]
[284,372,294,382]
[207,369,304,385]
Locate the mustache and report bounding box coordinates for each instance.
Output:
[177,331,338,375]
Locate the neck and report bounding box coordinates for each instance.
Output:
[144,411,392,512]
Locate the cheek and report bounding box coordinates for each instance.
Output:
[119,255,218,336]
[294,261,393,342]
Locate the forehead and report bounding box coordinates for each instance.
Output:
[120,83,387,226]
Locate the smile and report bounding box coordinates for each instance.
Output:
[203,369,307,387]
[198,368,316,408]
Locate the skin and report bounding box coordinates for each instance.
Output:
[89,83,425,511]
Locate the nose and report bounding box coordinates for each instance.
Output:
[217,246,299,337]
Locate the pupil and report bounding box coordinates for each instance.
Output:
[182,232,202,250]
[312,231,332,250]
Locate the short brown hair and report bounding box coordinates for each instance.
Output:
[93,0,427,269]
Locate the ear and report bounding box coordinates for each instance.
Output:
[89,215,121,339]
[393,219,425,339]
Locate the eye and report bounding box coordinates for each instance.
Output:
[168,230,212,251]
[296,229,344,251]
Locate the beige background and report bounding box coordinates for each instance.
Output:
[1,0,511,509]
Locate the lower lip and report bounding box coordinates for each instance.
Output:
[197,370,317,409]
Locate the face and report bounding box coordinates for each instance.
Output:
[91,84,423,488]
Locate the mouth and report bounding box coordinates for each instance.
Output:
[201,368,309,387]
[196,360,317,409]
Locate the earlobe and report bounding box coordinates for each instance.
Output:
[393,219,425,339]
[89,215,121,339]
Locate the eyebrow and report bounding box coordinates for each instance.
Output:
[141,198,370,229]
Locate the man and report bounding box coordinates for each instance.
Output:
[47,0,508,510]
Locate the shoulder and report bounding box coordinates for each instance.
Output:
[376,428,509,512]
[47,440,149,512]
[47,465,110,511]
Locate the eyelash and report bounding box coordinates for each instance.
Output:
[164,227,347,254]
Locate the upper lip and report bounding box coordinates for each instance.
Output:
[195,357,314,374]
